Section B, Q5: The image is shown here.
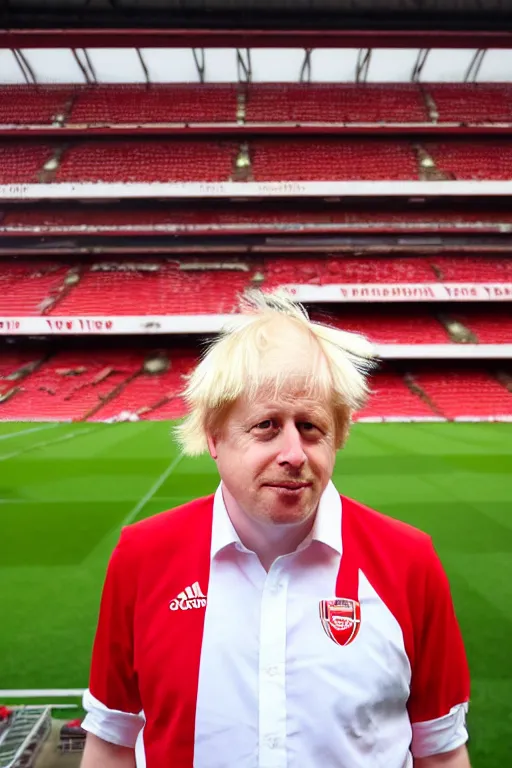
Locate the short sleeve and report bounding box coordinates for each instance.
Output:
[408,539,470,758]
[82,529,144,748]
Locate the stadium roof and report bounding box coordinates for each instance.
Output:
[2,0,512,32]
[2,46,512,84]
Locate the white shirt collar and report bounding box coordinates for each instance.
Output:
[210,479,342,560]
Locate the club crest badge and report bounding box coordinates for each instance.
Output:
[319,598,361,646]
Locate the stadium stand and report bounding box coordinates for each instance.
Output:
[55,140,237,183]
[70,84,238,125]
[0,86,73,126]
[0,143,54,183]
[430,255,512,281]
[311,306,452,344]
[0,262,73,315]
[2,83,512,128]
[248,139,418,181]
[0,68,511,426]
[1,254,510,319]
[446,306,512,344]
[54,260,248,315]
[413,369,512,419]
[422,140,512,180]
[427,84,512,123]
[2,138,512,183]
[355,373,441,421]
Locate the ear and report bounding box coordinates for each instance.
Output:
[206,432,218,460]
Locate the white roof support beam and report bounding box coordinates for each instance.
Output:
[12,49,37,85]
[192,48,205,83]
[411,49,430,82]
[299,49,312,83]
[356,49,372,83]
[136,48,151,86]
[71,48,91,84]
[236,49,251,83]
[465,49,486,83]
[1,47,512,85]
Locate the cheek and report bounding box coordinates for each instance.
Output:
[308,444,336,479]
[219,442,272,482]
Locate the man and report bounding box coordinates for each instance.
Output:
[81,292,471,767]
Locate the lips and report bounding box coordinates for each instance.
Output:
[265,482,312,490]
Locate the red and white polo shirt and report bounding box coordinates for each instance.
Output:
[82,481,470,767]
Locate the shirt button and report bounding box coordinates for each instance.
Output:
[267,666,278,677]
[267,736,279,749]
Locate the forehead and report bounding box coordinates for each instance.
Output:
[230,385,334,424]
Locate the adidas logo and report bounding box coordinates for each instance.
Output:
[169,581,207,612]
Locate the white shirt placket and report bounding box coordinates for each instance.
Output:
[258,559,289,768]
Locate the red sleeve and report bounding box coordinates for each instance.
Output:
[407,538,470,725]
[88,529,142,715]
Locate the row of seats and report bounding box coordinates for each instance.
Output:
[3,206,510,234]
[2,84,512,126]
[1,139,511,183]
[0,349,509,421]
[357,369,512,420]
[0,257,510,316]
[264,255,512,284]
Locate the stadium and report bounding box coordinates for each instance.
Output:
[0,0,511,766]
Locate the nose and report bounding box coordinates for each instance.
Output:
[276,422,307,469]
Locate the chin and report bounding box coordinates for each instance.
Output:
[267,502,315,526]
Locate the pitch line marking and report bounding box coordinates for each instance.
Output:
[120,453,184,529]
[0,689,85,698]
[85,452,185,565]
[0,423,60,442]
[0,424,98,463]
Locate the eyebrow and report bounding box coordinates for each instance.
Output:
[249,404,332,427]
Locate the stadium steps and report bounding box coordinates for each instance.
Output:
[82,369,142,421]
[236,86,247,125]
[414,143,454,182]
[233,142,253,181]
[495,370,512,393]
[436,312,479,344]
[38,144,67,183]
[0,707,51,768]
[403,373,447,419]
[136,392,177,419]
[420,86,439,123]
[0,356,47,404]
[39,265,83,315]
[57,93,79,128]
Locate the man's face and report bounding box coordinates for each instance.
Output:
[207,387,337,527]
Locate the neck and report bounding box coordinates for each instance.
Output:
[221,485,316,571]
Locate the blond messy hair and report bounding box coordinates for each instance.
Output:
[174,290,377,456]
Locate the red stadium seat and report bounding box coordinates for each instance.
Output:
[245,84,427,124]
[70,85,238,125]
[413,370,512,419]
[56,141,236,183]
[0,86,72,125]
[355,373,438,420]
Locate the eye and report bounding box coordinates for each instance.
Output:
[299,422,322,436]
[254,419,274,431]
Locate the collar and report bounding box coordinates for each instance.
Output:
[210,479,342,560]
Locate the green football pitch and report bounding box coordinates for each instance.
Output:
[1,420,511,767]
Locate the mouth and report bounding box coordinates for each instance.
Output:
[264,482,312,491]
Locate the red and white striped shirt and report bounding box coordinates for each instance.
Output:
[82,481,470,767]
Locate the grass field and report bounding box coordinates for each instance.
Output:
[1,420,511,767]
